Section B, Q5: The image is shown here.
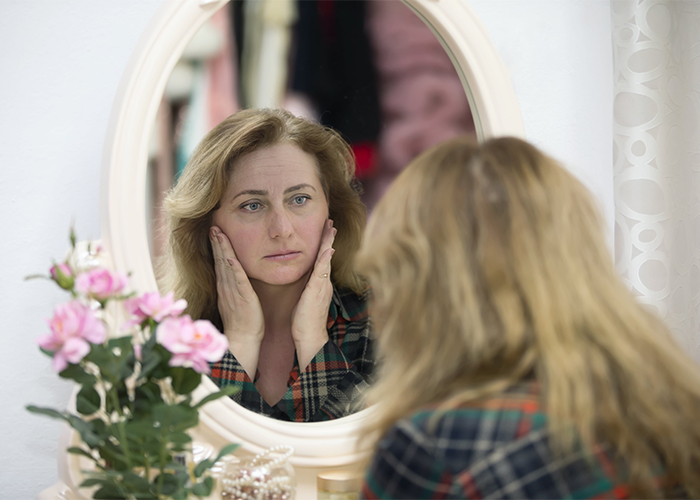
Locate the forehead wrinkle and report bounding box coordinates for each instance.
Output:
[224,144,323,204]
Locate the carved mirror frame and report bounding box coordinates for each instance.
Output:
[90,0,524,478]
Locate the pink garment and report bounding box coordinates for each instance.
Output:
[364,0,476,207]
[381,74,472,173]
[206,7,239,128]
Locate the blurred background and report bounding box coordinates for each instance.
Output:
[145,0,477,261]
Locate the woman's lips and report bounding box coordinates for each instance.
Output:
[264,251,301,262]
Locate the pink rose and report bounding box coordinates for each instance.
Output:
[156,316,228,374]
[123,291,187,326]
[50,263,74,290]
[75,268,128,300]
[37,300,107,372]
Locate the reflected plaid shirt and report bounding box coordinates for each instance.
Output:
[209,286,374,422]
[361,382,685,499]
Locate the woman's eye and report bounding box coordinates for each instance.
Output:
[242,202,261,212]
[291,195,309,206]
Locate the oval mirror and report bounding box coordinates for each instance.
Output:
[70,0,525,496]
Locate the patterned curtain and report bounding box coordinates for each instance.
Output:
[612,0,700,363]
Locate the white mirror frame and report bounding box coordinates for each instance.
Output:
[95,0,525,475]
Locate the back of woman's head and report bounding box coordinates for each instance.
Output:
[358,135,614,391]
[357,136,700,497]
[159,108,366,326]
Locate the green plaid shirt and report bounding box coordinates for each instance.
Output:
[362,382,687,499]
[209,286,374,422]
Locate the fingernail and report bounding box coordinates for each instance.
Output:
[209,228,215,238]
[329,219,334,228]
[332,228,338,237]
[227,258,235,266]
[330,249,335,256]
[217,234,223,243]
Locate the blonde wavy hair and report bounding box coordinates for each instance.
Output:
[159,108,366,329]
[356,136,700,497]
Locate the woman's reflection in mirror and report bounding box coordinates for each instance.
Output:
[357,136,700,498]
[158,108,374,422]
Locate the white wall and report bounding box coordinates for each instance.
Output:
[0,0,613,498]
[0,1,163,498]
[469,0,615,239]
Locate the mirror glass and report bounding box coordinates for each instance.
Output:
[144,0,476,422]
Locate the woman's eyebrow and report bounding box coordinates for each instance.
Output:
[230,184,316,202]
[231,189,267,201]
[284,183,316,194]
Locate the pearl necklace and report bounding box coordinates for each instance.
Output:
[221,445,295,500]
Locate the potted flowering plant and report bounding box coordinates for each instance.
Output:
[27,232,239,499]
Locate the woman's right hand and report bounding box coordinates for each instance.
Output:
[210,226,264,379]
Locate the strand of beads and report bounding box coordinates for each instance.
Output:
[249,445,294,469]
[221,445,295,500]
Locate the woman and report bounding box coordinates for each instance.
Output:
[357,136,700,498]
[159,108,374,422]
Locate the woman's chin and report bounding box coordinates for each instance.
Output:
[250,268,312,287]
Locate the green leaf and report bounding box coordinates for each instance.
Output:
[170,366,201,395]
[172,490,188,500]
[150,345,174,379]
[168,403,199,432]
[86,344,117,380]
[138,349,162,379]
[190,476,214,497]
[213,443,240,462]
[59,363,97,386]
[119,470,152,493]
[93,484,127,499]
[130,385,164,417]
[108,336,136,380]
[145,403,198,439]
[192,443,239,478]
[39,347,56,357]
[193,385,240,409]
[26,405,69,422]
[124,418,159,438]
[192,458,214,478]
[108,336,133,351]
[76,386,101,415]
[67,446,96,462]
[66,415,103,448]
[90,418,110,440]
[152,473,183,496]
[97,449,128,472]
[168,432,192,445]
[78,478,106,487]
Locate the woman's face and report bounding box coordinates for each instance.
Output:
[212,143,329,287]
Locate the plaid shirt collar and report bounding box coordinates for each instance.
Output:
[329,286,352,323]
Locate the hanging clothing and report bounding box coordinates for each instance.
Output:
[235,0,296,108]
[290,0,382,179]
[362,0,476,208]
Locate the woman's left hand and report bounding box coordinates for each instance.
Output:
[292,219,336,371]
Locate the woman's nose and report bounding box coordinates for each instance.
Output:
[268,209,293,238]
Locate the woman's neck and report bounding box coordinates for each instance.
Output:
[250,272,310,333]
